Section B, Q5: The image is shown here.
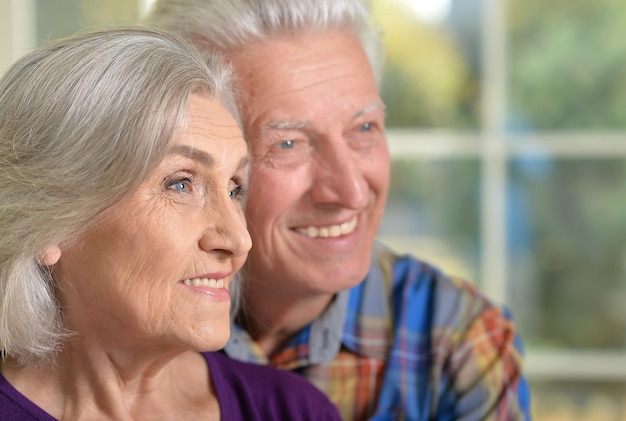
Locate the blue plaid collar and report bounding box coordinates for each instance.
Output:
[224,242,395,363]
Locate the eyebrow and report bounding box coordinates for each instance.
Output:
[354,101,386,119]
[261,101,387,133]
[235,155,250,171]
[167,145,249,171]
[168,144,215,166]
[264,120,309,131]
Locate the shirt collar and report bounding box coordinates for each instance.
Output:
[224,242,394,365]
[341,243,394,359]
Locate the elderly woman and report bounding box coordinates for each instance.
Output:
[0,28,340,420]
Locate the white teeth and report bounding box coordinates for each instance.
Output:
[296,217,357,239]
[182,278,224,288]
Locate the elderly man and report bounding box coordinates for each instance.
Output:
[145,0,531,419]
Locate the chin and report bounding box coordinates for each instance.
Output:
[337,257,371,282]
[311,267,369,295]
[189,317,231,351]
[195,333,230,352]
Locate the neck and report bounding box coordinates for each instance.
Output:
[238,279,335,358]
[1,341,217,420]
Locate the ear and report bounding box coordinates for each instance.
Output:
[39,244,62,266]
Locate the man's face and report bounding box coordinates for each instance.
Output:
[231,30,390,297]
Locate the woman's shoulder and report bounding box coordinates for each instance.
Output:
[203,352,340,420]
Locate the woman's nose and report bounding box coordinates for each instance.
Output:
[198,200,251,259]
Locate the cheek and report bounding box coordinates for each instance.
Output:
[232,254,249,274]
[246,167,306,224]
[57,247,170,330]
[372,164,390,197]
[366,147,391,195]
[101,218,193,295]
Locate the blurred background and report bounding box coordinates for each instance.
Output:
[2,0,626,419]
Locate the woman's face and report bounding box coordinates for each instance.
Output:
[53,96,251,353]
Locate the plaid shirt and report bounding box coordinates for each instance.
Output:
[225,242,531,420]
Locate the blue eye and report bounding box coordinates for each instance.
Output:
[167,177,192,193]
[278,140,295,149]
[360,122,372,132]
[229,185,247,200]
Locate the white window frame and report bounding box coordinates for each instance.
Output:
[386,0,626,381]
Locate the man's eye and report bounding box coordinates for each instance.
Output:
[360,122,373,132]
[257,135,312,169]
[278,139,295,149]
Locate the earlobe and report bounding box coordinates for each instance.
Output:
[39,245,61,266]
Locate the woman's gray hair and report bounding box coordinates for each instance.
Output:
[143,0,384,84]
[0,27,235,366]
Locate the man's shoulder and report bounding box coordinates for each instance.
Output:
[373,241,502,323]
[374,242,481,299]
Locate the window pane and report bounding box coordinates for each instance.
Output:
[371,0,482,129]
[380,158,480,284]
[508,158,626,349]
[36,0,139,44]
[532,380,626,421]
[508,0,626,130]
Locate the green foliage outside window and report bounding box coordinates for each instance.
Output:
[509,0,626,130]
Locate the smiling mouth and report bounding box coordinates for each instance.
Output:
[295,217,357,238]
[182,278,225,288]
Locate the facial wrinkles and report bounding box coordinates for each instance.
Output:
[57,216,170,337]
[243,56,365,115]
[111,201,185,317]
[86,166,213,302]
[248,96,381,172]
[141,184,243,282]
[283,56,361,96]
[176,132,248,210]
[56,97,245,355]
[259,101,383,136]
[219,142,249,180]
[102,200,229,341]
[186,115,246,150]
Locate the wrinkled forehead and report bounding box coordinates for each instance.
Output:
[175,95,248,160]
[228,30,381,137]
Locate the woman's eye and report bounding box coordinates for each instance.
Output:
[167,177,193,193]
[229,186,240,199]
[229,184,248,200]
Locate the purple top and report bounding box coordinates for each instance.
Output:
[0,351,341,420]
